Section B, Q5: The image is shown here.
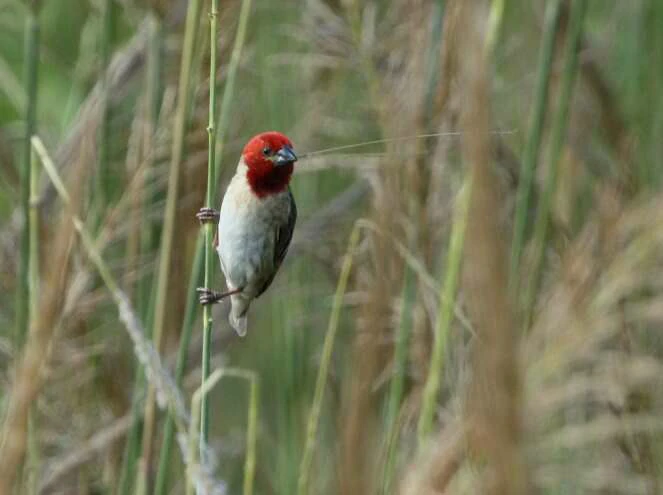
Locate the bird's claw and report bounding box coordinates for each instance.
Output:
[196,207,220,224]
[197,287,220,305]
[196,286,242,306]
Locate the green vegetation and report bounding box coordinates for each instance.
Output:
[1,1,662,494]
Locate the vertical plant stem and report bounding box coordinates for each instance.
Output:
[509,0,563,289]
[297,224,361,495]
[648,0,663,187]
[117,378,144,495]
[244,373,259,495]
[138,0,203,488]
[153,237,203,495]
[118,12,163,494]
[17,5,41,492]
[16,2,40,347]
[96,0,114,218]
[486,0,506,54]
[140,11,163,309]
[155,0,252,489]
[25,138,41,495]
[213,0,253,177]
[382,3,445,490]
[187,369,259,495]
[381,269,415,494]
[417,179,472,444]
[28,147,39,344]
[200,0,220,471]
[522,0,588,328]
[458,5,526,490]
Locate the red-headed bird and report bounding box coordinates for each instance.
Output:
[196,132,298,336]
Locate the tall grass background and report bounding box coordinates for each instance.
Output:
[0,0,662,493]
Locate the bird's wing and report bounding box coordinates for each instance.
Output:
[256,189,297,298]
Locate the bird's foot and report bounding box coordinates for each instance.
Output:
[196,207,220,224]
[196,287,242,305]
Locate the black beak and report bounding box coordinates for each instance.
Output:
[275,145,297,166]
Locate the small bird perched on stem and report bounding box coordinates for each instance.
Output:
[196,131,298,336]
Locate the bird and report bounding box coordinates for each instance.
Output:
[196,131,298,336]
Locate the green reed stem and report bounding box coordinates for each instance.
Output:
[522,0,588,329]
[139,11,163,307]
[382,3,445,489]
[16,7,41,492]
[117,378,144,495]
[16,3,40,347]
[118,12,163,494]
[96,0,114,217]
[297,224,361,495]
[214,0,252,175]
[155,0,252,488]
[200,0,220,477]
[138,0,203,488]
[24,140,41,495]
[186,369,259,495]
[153,237,203,495]
[28,144,39,331]
[381,268,415,494]
[486,0,506,53]
[647,0,663,188]
[509,0,563,289]
[417,179,472,444]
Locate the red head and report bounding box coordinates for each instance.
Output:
[242,131,297,198]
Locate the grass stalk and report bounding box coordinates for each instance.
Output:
[647,0,663,188]
[96,0,114,219]
[382,3,445,489]
[297,224,361,495]
[16,1,41,347]
[417,179,472,444]
[153,238,203,494]
[458,6,526,489]
[186,369,259,495]
[199,0,220,476]
[31,136,218,489]
[509,0,564,289]
[28,142,40,346]
[522,0,588,329]
[155,0,253,489]
[213,0,253,176]
[486,0,505,53]
[117,11,163,494]
[24,139,41,495]
[117,383,144,495]
[139,10,163,308]
[16,6,41,492]
[138,0,203,486]
[381,269,415,494]
[0,135,74,495]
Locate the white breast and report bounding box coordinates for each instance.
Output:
[216,162,291,297]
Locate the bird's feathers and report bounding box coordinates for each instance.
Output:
[256,188,297,298]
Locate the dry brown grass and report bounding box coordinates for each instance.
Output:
[0,134,92,493]
[456,3,526,494]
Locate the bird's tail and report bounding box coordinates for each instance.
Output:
[229,312,248,337]
[229,295,249,337]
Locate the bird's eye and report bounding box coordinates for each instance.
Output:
[262,147,272,156]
